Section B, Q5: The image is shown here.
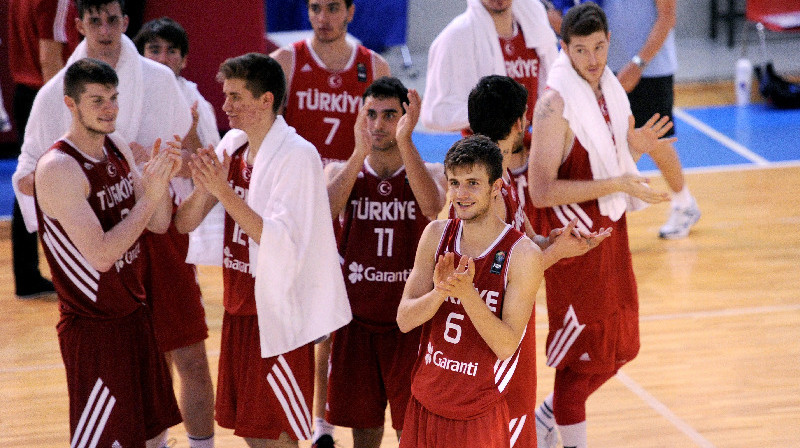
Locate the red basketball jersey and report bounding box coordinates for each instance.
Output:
[222,143,257,316]
[36,138,145,330]
[410,219,525,420]
[528,95,640,374]
[508,164,536,227]
[500,28,541,123]
[283,40,376,164]
[338,163,430,326]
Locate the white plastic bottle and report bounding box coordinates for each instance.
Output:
[735,58,753,106]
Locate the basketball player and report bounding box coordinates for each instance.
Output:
[526,4,672,447]
[324,77,445,448]
[271,3,390,444]
[271,0,391,165]
[34,58,183,447]
[397,135,544,448]
[467,74,611,447]
[175,53,351,448]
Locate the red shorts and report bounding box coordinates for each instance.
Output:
[216,312,315,440]
[399,396,510,448]
[505,320,537,447]
[143,228,209,353]
[59,306,182,446]
[508,412,534,448]
[326,320,421,430]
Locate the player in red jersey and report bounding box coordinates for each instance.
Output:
[271,0,391,165]
[467,74,611,448]
[323,77,445,448]
[177,53,350,448]
[527,4,673,447]
[33,58,183,448]
[396,135,544,448]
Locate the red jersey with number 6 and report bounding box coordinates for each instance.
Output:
[410,219,525,420]
[283,40,376,164]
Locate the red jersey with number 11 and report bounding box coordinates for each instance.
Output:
[283,40,375,164]
[410,219,525,420]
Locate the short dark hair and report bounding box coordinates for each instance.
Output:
[76,0,125,19]
[64,58,119,101]
[468,75,527,142]
[217,53,286,114]
[133,17,189,57]
[363,76,409,108]
[561,2,608,45]
[444,135,504,184]
[305,0,354,8]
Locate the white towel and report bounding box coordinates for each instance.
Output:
[421,0,558,131]
[13,35,191,232]
[547,51,647,221]
[187,119,352,358]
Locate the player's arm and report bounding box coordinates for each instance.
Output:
[397,220,449,333]
[39,39,65,83]
[325,106,370,218]
[528,90,668,207]
[188,146,264,243]
[443,239,543,360]
[397,90,445,219]
[372,52,392,79]
[36,148,177,272]
[270,47,295,107]
[617,0,676,92]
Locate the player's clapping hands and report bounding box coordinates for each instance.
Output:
[396,89,422,145]
[189,145,231,199]
[142,138,183,201]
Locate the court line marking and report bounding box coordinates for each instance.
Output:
[616,370,716,448]
[673,107,770,166]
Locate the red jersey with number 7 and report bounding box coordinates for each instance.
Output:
[282,40,376,165]
[410,219,525,420]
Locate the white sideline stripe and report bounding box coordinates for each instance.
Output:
[672,108,770,166]
[616,370,716,448]
[9,304,800,375]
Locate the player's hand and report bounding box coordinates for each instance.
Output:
[627,114,677,158]
[438,255,477,300]
[190,146,230,199]
[396,89,421,145]
[353,100,371,161]
[616,173,670,204]
[142,139,182,201]
[129,141,150,165]
[432,252,455,299]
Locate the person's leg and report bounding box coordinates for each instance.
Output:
[168,341,215,446]
[550,368,616,448]
[352,427,384,448]
[245,432,299,448]
[312,337,334,445]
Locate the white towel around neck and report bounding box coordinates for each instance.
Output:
[547,51,647,221]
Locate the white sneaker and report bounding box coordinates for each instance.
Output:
[659,199,701,239]
[535,414,558,448]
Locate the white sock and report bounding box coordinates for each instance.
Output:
[671,185,694,209]
[145,429,168,448]
[312,417,335,441]
[188,433,214,448]
[535,393,555,430]
[559,421,587,448]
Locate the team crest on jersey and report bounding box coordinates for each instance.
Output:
[377,180,392,196]
[357,63,368,82]
[242,164,252,182]
[328,74,343,89]
[504,40,514,56]
[490,251,506,274]
[106,162,117,177]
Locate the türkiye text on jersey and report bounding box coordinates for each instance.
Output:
[294,89,362,114]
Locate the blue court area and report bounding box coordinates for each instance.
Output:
[1,104,798,218]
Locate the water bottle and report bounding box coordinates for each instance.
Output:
[735,58,753,106]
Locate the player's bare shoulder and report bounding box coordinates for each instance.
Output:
[270,45,296,81]
[35,149,90,213]
[532,89,565,125]
[419,218,449,248]
[509,235,544,274]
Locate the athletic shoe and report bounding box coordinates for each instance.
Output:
[658,199,701,239]
[16,277,56,299]
[535,415,558,448]
[311,434,336,448]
